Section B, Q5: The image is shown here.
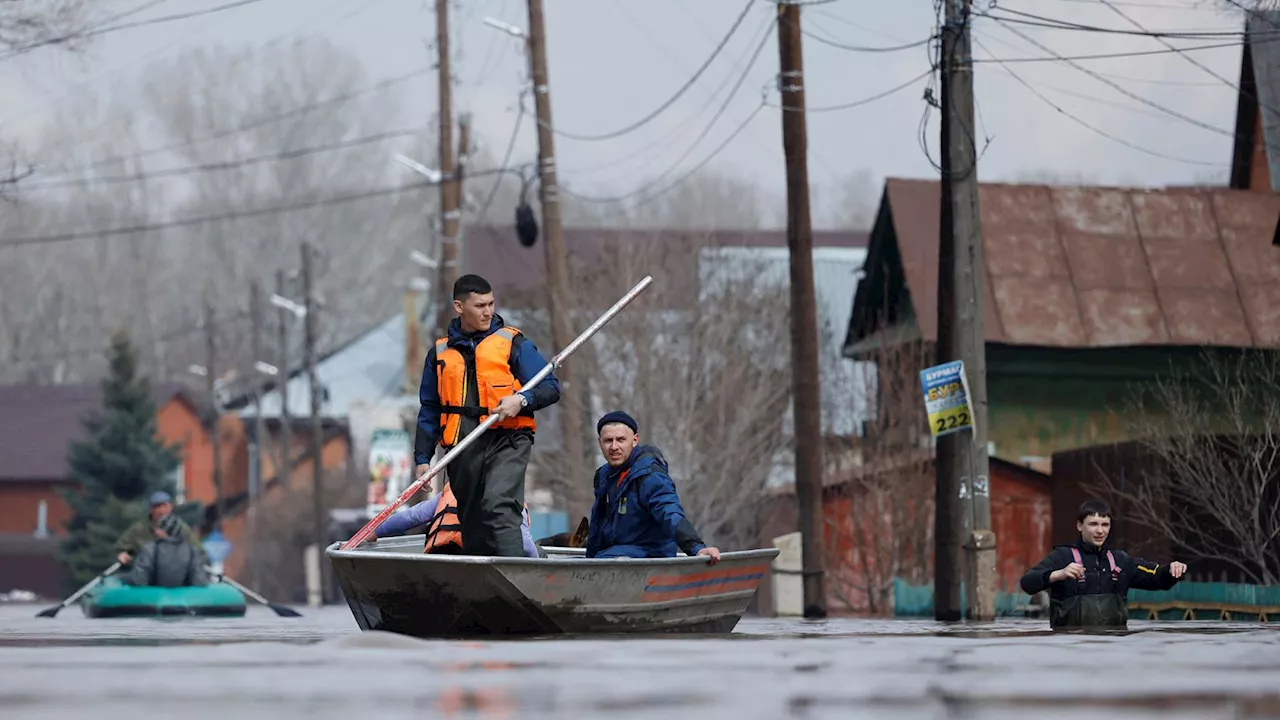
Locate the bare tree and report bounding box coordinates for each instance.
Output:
[0,0,87,58]
[525,231,792,549]
[816,169,878,231]
[1085,350,1280,585]
[824,340,935,615]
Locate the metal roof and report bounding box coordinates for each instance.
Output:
[846,178,1280,354]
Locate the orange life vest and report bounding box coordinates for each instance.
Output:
[435,325,537,447]
[422,482,532,555]
[424,484,463,554]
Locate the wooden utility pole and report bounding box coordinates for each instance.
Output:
[776,2,826,619]
[275,269,293,483]
[301,241,326,601]
[526,0,586,514]
[434,0,461,338]
[249,279,264,590]
[937,0,996,622]
[202,292,224,529]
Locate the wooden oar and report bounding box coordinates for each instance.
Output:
[36,561,121,618]
[205,566,302,618]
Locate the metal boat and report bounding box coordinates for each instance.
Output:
[326,535,777,638]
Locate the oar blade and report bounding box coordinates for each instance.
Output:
[268,603,303,618]
[35,605,62,618]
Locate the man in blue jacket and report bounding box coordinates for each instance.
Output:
[584,411,721,563]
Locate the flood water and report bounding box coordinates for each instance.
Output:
[2,603,1279,719]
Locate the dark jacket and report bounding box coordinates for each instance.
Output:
[414,314,561,465]
[130,535,209,588]
[1020,540,1180,628]
[585,445,708,559]
[115,517,204,561]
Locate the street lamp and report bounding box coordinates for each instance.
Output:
[410,250,438,269]
[483,17,526,38]
[393,154,443,183]
[270,293,306,319]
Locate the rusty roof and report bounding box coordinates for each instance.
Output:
[845,178,1280,353]
[463,225,868,309]
[0,383,199,482]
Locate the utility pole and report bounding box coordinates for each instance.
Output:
[302,241,326,603]
[776,2,826,619]
[275,269,293,484]
[202,292,224,530]
[434,0,461,339]
[526,0,586,515]
[249,279,265,590]
[937,0,996,622]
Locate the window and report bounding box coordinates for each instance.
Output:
[168,462,186,504]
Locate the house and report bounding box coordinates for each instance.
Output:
[808,177,1280,614]
[845,178,1280,469]
[0,383,215,597]
[760,455,1051,616]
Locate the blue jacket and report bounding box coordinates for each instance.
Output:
[414,314,561,465]
[584,445,708,559]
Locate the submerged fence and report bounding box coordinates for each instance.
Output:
[893,577,1280,621]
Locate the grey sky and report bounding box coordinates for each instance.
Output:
[0,0,1249,226]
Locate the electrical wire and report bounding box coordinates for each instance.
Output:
[971,28,1222,86]
[801,28,934,53]
[969,38,1253,63]
[987,16,1236,140]
[473,103,526,225]
[972,36,1224,166]
[39,65,432,179]
[0,181,432,248]
[12,127,427,192]
[767,68,935,113]
[978,5,1265,39]
[0,0,279,60]
[558,7,777,179]
[538,0,758,142]
[20,0,383,174]
[558,16,777,204]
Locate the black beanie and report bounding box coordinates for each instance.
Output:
[596,411,638,435]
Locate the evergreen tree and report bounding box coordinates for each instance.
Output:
[58,329,183,588]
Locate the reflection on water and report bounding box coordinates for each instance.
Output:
[1,605,1278,719]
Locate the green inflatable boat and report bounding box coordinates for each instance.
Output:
[79,576,247,619]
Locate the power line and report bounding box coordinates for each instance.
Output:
[558,16,776,204]
[473,104,526,226]
[558,6,778,180]
[972,36,1224,167]
[15,127,426,192]
[0,0,279,61]
[978,6,1264,39]
[969,38,1250,63]
[801,28,933,53]
[970,28,1223,85]
[44,66,432,177]
[22,0,383,172]
[537,0,758,142]
[767,67,934,113]
[988,17,1236,140]
[0,181,431,248]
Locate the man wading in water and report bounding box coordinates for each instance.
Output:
[1020,499,1187,630]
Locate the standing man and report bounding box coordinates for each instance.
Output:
[414,274,561,557]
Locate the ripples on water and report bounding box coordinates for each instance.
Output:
[1,604,1278,719]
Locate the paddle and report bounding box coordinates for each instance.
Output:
[36,561,121,618]
[339,275,655,551]
[205,566,302,617]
